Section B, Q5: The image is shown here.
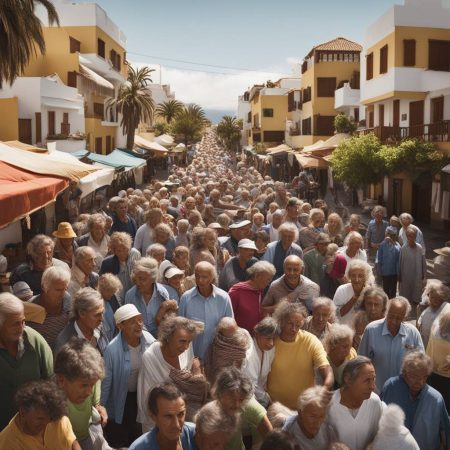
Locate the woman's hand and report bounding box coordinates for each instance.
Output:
[95,405,108,427]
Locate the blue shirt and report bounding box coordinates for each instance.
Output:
[376,240,400,276]
[358,319,424,392]
[178,285,233,361]
[129,422,199,450]
[110,213,137,240]
[366,219,388,246]
[101,330,155,423]
[124,284,169,336]
[381,376,450,450]
[161,284,180,302]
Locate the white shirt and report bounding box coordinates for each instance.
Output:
[88,234,109,272]
[134,224,154,255]
[333,283,359,327]
[127,344,141,392]
[338,247,367,275]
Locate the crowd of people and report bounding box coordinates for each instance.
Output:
[0,130,449,450]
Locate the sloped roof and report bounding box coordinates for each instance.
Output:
[305,37,362,58]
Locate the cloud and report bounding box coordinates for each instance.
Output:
[132,61,294,111]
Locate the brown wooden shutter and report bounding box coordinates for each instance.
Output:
[106,135,112,154]
[403,40,416,66]
[429,40,450,71]
[69,37,80,54]
[431,96,444,122]
[95,137,102,153]
[97,39,105,58]
[380,45,388,74]
[48,111,55,135]
[317,77,337,97]
[379,104,385,127]
[35,112,41,143]
[393,100,400,127]
[366,53,373,80]
[18,119,32,144]
[67,71,77,88]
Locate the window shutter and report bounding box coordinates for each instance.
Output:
[380,45,388,74]
[403,40,416,67]
[317,78,336,97]
[366,53,373,80]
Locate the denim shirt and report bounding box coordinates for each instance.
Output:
[100,331,155,423]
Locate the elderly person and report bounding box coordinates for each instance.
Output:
[77,213,110,271]
[160,263,186,302]
[0,379,80,449]
[298,208,325,250]
[398,213,425,254]
[100,231,141,300]
[267,301,333,409]
[154,222,176,260]
[54,287,109,355]
[323,324,356,387]
[53,222,78,267]
[333,260,374,327]
[133,208,163,255]
[243,317,278,407]
[358,296,424,391]
[281,386,334,449]
[137,316,205,431]
[219,239,258,292]
[358,286,388,322]
[324,212,344,247]
[229,261,275,333]
[399,226,426,306]
[68,247,99,298]
[262,223,303,279]
[262,209,283,242]
[172,245,191,276]
[382,351,450,450]
[179,261,233,361]
[263,255,319,314]
[0,293,53,431]
[10,234,69,295]
[376,225,401,298]
[365,205,389,254]
[338,231,367,274]
[212,366,272,450]
[29,266,71,349]
[418,281,450,347]
[221,220,252,257]
[302,296,336,340]
[145,243,167,265]
[303,232,331,285]
[97,273,121,340]
[101,305,155,448]
[328,356,383,450]
[109,197,137,240]
[426,309,450,412]
[124,257,174,336]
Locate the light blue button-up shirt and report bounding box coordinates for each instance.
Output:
[101,330,155,423]
[124,284,169,336]
[178,285,233,361]
[358,319,424,392]
[382,376,450,450]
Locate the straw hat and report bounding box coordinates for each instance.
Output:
[434,246,450,257]
[52,222,77,239]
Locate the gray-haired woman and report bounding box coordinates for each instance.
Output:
[303,296,336,340]
[54,287,109,355]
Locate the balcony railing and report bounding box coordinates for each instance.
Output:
[358,121,450,143]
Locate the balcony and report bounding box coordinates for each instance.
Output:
[79,53,125,83]
[335,83,360,111]
[359,121,450,143]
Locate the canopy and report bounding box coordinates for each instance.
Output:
[295,153,328,169]
[302,133,349,155]
[266,144,292,154]
[0,142,99,181]
[0,161,68,228]
[70,149,90,159]
[4,140,48,153]
[155,134,175,146]
[78,167,114,198]
[79,63,114,94]
[134,135,168,153]
[442,164,450,173]
[87,149,146,169]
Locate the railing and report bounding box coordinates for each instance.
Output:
[358,121,450,142]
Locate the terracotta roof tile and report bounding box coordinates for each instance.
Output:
[306,37,362,58]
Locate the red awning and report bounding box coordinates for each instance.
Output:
[0,161,69,228]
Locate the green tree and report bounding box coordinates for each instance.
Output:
[155,99,184,124]
[171,104,206,145]
[0,0,59,87]
[330,133,385,188]
[153,122,171,137]
[380,138,448,178]
[107,66,155,150]
[334,113,357,134]
[216,115,242,151]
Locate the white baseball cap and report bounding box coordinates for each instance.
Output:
[114,304,141,324]
[238,239,257,250]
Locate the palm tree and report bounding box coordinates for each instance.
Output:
[107,65,155,150]
[0,0,59,87]
[186,103,207,123]
[216,115,243,152]
[171,104,206,146]
[155,99,183,124]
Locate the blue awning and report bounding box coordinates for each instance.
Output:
[70,149,89,159]
[87,149,146,169]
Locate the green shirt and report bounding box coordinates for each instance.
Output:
[0,327,53,430]
[68,380,101,440]
[303,249,325,285]
[226,397,266,450]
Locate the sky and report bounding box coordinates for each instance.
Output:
[93,0,402,116]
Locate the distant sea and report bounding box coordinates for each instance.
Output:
[204,109,237,124]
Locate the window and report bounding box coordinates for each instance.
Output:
[69,36,80,53]
[247,111,251,123]
[429,40,450,72]
[317,77,336,97]
[288,91,295,112]
[354,108,359,123]
[35,112,41,143]
[95,137,102,153]
[93,103,104,120]
[67,71,77,88]
[380,45,388,74]
[403,40,416,67]
[366,53,373,80]
[253,133,261,143]
[97,38,105,58]
[302,86,311,103]
[263,130,284,142]
[110,49,121,71]
[301,60,308,74]
[302,117,312,135]
[48,111,55,135]
[263,108,274,118]
[316,115,335,136]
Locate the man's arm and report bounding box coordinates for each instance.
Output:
[318,365,334,389]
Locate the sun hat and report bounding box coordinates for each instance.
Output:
[386,226,398,236]
[52,222,77,239]
[164,266,185,279]
[229,220,251,229]
[12,281,33,299]
[434,246,450,257]
[238,239,257,250]
[159,260,175,280]
[208,222,225,230]
[114,304,142,325]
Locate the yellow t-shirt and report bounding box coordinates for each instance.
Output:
[0,414,76,450]
[426,334,450,378]
[267,330,329,409]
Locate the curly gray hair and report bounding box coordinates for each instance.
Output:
[158,316,204,346]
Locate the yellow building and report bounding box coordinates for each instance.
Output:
[292,37,362,149]
[248,78,299,147]
[21,0,127,154]
[360,0,450,228]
